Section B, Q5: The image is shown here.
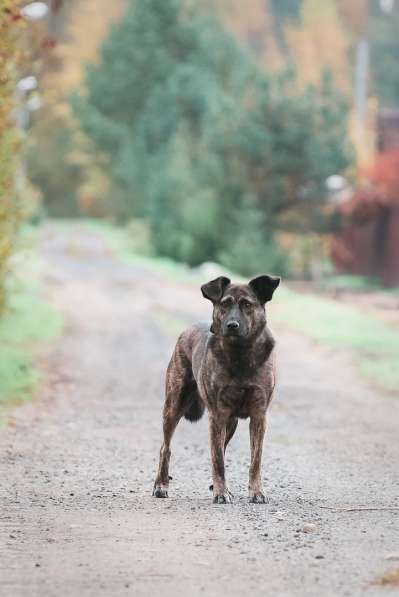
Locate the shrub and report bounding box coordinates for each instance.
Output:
[0,0,24,313]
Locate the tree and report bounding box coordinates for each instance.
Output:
[216,0,284,71]
[284,0,351,94]
[218,195,287,276]
[26,0,126,216]
[73,0,353,272]
[369,5,399,108]
[271,0,302,24]
[27,115,84,217]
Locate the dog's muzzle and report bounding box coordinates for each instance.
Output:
[224,320,241,336]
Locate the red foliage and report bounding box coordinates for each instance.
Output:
[42,37,57,50]
[362,149,399,203]
[343,149,399,221]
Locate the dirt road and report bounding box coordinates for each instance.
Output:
[1,224,398,597]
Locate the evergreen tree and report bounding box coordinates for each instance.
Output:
[73,0,353,272]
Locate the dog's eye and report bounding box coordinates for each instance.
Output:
[220,299,233,309]
[241,300,252,309]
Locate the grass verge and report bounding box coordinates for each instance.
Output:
[273,286,399,393]
[0,230,63,424]
[373,567,399,588]
[84,219,196,283]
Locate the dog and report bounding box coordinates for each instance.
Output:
[153,274,280,503]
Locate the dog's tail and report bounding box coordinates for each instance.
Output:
[184,392,205,422]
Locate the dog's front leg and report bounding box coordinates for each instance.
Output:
[248,415,267,503]
[209,415,232,504]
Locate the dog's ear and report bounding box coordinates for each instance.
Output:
[201,276,231,303]
[249,275,281,304]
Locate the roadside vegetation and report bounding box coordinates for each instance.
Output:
[0,3,62,421]
[274,286,399,393]
[0,231,63,424]
[0,0,24,313]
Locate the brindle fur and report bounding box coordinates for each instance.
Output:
[153,274,280,504]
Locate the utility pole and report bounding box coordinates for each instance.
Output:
[354,38,369,139]
[353,1,369,149]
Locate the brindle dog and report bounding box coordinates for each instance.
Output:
[153,274,280,504]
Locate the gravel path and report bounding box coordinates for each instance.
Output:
[1,224,398,597]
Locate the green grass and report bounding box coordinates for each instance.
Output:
[273,286,399,393]
[0,233,63,423]
[318,274,382,293]
[316,274,399,296]
[82,219,197,283]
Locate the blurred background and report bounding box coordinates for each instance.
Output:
[1,0,399,404]
[3,0,399,285]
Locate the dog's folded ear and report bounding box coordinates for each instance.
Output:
[201,276,231,303]
[249,275,281,304]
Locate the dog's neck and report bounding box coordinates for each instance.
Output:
[210,325,274,374]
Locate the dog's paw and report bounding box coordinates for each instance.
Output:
[248,491,267,504]
[212,489,233,504]
[152,484,168,498]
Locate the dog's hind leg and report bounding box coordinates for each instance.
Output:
[153,347,193,498]
[153,390,184,498]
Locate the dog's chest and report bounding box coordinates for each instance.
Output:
[196,339,274,417]
[217,384,257,418]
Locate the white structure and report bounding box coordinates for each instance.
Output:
[21,2,48,21]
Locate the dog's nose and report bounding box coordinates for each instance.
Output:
[227,320,240,330]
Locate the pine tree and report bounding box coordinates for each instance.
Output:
[73,0,353,272]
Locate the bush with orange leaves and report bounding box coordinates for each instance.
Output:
[343,149,399,222]
[0,0,23,313]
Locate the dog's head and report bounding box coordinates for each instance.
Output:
[201,275,280,340]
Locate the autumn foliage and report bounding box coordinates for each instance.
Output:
[0,0,23,313]
[362,150,399,204]
[344,150,399,220]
